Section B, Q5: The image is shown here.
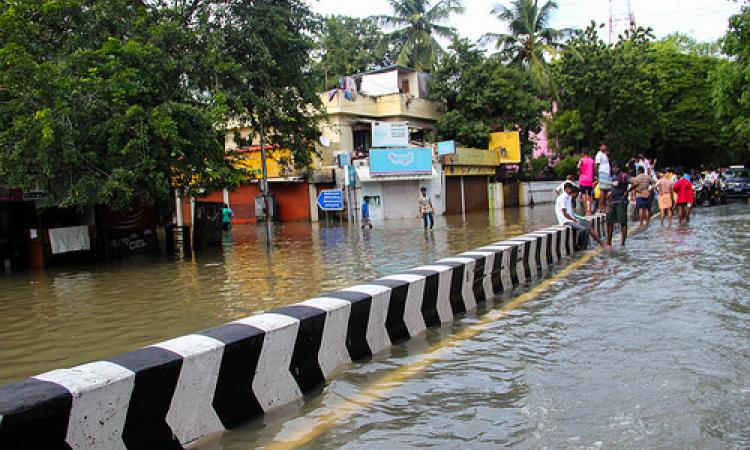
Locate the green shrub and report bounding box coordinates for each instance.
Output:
[554,155,580,179]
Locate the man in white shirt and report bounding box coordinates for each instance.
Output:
[595,144,611,212]
[555,184,607,251]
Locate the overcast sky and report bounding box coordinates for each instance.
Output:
[310,0,743,44]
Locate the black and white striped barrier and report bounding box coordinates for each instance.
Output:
[0,214,606,449]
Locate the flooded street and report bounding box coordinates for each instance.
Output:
[1,203,748,449]
[200,203,749,449]
[0,206,553,385]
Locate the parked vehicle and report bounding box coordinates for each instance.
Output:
[724,166,750,201]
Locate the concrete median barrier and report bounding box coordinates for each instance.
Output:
[0,214,605,449]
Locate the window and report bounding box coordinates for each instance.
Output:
[400,79,410,94]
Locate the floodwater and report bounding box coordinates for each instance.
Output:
[0,206,554,385]
[2,204,748,449]
[198,203,750,449]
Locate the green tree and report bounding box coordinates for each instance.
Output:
[430,39,547,154]
[373,0,464,72]
[0,0,230,210]
[551,23,659,162]
[650,37,731,167]
[0,0,323,210]
[313,16,393,91]
[482,0,568,95]
[204,0,324,171]
[711,5,750,164]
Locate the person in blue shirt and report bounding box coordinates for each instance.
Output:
[222,203,234,231]
[361,196,372,229]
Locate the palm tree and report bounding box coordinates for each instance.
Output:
[374,0,465,72]
[482,0,568,93]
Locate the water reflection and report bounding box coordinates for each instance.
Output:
[0,206,557,384]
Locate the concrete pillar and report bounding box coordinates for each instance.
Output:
[175,190,183,227]
[223,188,230,207]
[309,183,319,223]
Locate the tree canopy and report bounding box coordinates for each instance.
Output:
[430,39,547,151]
[312,16,394,91]
[373,0,464,72]
[712,5,750,165]
[482,0,568,96]
[0,0,322,210]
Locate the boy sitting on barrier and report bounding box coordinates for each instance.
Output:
[555,184,609,251]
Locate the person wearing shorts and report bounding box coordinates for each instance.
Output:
[632,166,653,226]
[606,163,632,246]
[578,149,595,215]
[595,144,611,213]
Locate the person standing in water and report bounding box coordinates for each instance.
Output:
[595,144,612,213]
[221,203,234,231]
[418,187,435,230]
[655,171,674,227]
[578,149,595,215]
[361,196,372,229]
[606,163,632,246]
[632,166,654,226]
[673,174,694,225]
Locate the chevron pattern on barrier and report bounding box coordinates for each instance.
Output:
[0,215,606,449]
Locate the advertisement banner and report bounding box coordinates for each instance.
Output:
[437,140,456,155]
[489,131,521,163]
[372,121,409,147]
[369,147,432,176]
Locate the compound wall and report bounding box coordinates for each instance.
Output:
[0,215,606,449]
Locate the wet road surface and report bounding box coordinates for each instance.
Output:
[197,203,750,449]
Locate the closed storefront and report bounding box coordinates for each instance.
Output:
[442,148,498,215]
[444,175,490,215]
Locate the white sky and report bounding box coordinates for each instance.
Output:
[309,0,743,44]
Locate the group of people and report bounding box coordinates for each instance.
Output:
[556,144,698,251]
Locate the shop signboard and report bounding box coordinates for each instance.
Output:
[437,140,456,155]
[369,147,432,176]
[443,147,500,166]
[372,121,409,148]
[489,131,521,163]
[444,166,496,176]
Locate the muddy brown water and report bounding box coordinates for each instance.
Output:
[1,204,748,449]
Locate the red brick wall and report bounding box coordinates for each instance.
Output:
[188,182,311,223]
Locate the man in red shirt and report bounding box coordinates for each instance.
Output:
[672,173,694,225]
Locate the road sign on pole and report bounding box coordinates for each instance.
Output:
[317,189,344,211]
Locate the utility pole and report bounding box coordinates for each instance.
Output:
[259,116,272,250]
[609,0,636,44]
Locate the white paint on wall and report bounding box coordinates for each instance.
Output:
[341,284,392,355]
[298,297,353,379]
[153,334,226,446]
[34,361,135,450]
[382,274,427,337]
[436,257,478,312]
[235,314,302,412]
[460,251,496,304]
[411,264,454,323]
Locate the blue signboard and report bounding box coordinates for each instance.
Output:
[437,140,456,155]
[369,147,433,176]
[317,189,344,211]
